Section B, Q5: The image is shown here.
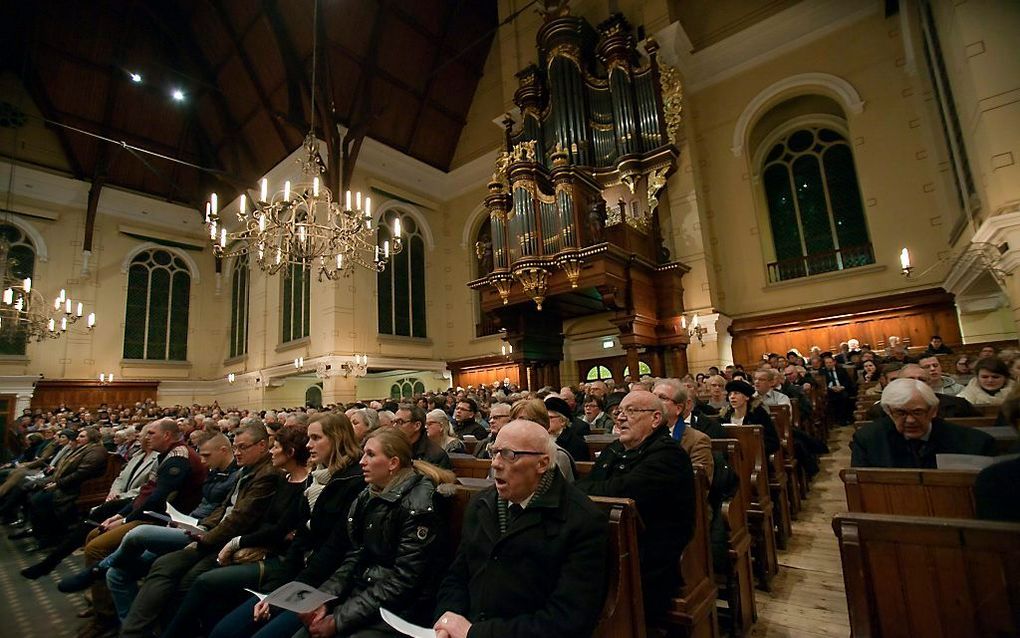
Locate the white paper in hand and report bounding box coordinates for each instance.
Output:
[263,582,337,614]
[380,608,435,638]
[244,588,267,602]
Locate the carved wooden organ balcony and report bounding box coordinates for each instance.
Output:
[467,9,692,387]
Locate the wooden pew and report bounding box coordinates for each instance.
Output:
[769,404,802,518]
[450,455,491,479]
[663,467,720,638]
[76,453,124,515]
[766,438,792,550]
[833,513,1020,637]
[585,433,618,459]
[840,468,978,518]
[710,439,756,637]
[723,425,778,591]
[444,484,648,638]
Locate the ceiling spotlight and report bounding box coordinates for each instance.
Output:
[172,89,185,102]
[130,72,142,83]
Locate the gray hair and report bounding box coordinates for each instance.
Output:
[353,408,380,432]
[426,409,455,438]
[376,410,395,428]
[240,416,264,430]
[652,378,686,404]
[880,378,938,411]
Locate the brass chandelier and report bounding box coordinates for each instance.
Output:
[203,0,401,280]
[0,276,96,342]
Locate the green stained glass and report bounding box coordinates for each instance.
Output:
[378,212,426,338]
[824,144,869,248]
[123,264,148,358]
[145,268,170,359]
[169,271,190,361]
[410,236,426,338]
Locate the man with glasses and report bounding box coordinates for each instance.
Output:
[575,390,695,626]
[434,420,607,638]
[395,403,452,469]
[117,424,281,637]
[851,378,995,468]
[652,380,713,483]
[474,402,511,459]
[452,398,488,441]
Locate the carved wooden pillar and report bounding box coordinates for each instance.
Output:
[667,346,689,378]
[625,346,641,383]
[649,348,665,377]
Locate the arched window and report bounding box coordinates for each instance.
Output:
[622,361,652,378]
[762,126,873,282]
[389,377,425,399]
[378,209,426,338]
[281,260,310,343]
[0,224,35,355]
[586,365,613,381]
[305,385,323,409]
[123,248,190,361]
[229,255,249,358]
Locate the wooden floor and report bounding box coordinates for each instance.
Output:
[750,426,852,637]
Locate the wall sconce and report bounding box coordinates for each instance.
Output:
[98,373,114,383]
[227,373,236,384]
[294,357,304,370]
[681,313,707,347]
[339,354,368,378]
[500,342,513,357]
[899,243,1010,285]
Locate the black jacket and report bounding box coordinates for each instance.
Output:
[453,419,487,441]
[289,463,366,587]
[719,404,781,457]
[435,471,607,638]
[411,434,452,469]
[190,463,240,520]
[576,426,694,620]
[975,457,1020,522]
[556,425,590,462]
[850,416,997,469]
[322,471,444,634]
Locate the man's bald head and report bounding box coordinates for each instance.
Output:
[491,419,555,503]
[897,363,933,386]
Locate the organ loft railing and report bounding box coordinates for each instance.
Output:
[470,9,684,310]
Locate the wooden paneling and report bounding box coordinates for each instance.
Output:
[30,380,159,411]
[730,288,963,365]
[447,357,521,391]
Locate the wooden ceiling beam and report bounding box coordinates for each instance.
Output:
[408,0,465,152]
[137,2,257,188]
[387,4,489,78]
[18,70,86,179]
[211,0,297,156]
[261,0,314,134]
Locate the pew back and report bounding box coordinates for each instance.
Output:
[76,453,124,514]
[833,512,1020,638]
[840,468,978,518]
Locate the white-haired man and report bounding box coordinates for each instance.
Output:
[850,378,996,468]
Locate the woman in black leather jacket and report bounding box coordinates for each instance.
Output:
[297,427,455,638]
[209,413,366,638]
[719,379,781,456]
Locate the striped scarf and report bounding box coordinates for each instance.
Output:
[498,468,555,535]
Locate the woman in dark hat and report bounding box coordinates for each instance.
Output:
[545,396,590,462]
[719,380,780,456]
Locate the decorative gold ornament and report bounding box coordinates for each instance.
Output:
[557,254,583,288]
[658,63,684,146]
[514,266,550,310]
[646,166,670,216]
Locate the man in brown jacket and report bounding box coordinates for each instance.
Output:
[652,379,714,484]
[118,423,281,638]
[28,427,108,545]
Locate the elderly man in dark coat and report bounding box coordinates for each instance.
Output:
[434,420,607,638]
[575,389,695,624]
[851,378,996,468]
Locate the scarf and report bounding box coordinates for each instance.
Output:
[304,467,332,511]
[497,468,555,535]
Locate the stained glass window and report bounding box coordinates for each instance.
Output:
[123,248,190,360]
[281,260,310,343]
[586,365,613,381]
[229,255,249,358]
[0,224,34,356]
[378,210,427,338]
[762,127,873,282]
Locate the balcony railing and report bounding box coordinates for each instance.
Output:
[766,243,875,284]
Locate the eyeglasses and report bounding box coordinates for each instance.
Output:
[233,441,260,452]
[392,418,410,427]
[616,407,657,419]
[888,408,931,420]
[489,413,510,421]
[486,445,546,462]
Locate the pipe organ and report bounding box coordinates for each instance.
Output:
[468,6,691,389]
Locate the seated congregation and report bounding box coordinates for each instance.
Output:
[2,335,1018,638]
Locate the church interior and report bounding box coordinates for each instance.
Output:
[1,0,1018,636]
